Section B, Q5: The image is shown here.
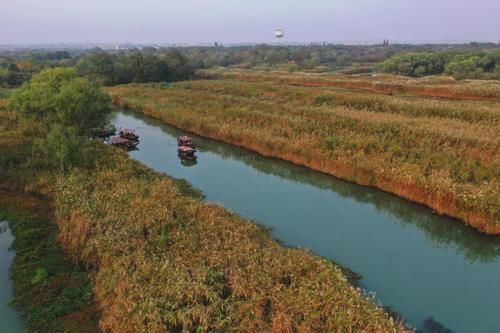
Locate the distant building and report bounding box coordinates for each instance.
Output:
[116,43,137,50]
[383,40,390,47]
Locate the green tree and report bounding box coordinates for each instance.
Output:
[445,57,485,79]
[375,52,447,77]
[0,68,8,87]
[9,67,110,135]
[33,125,84,172]
[162,49,193,81]
[77,52,116,85]
[264,47,290,65]
[54,78,111,133]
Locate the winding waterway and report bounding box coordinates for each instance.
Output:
[112,110,500,333]
[0,221,24,332]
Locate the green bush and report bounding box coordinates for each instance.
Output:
[377,50,500,79]
[31,268,48,285]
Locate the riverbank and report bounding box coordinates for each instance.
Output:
[0,191,99,333]
[1,100,406,331]
[107,79,500,234]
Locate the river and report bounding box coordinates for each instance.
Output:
[112,109,500,333]
[0,220,24,332]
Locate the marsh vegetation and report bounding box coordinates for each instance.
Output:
[109,70,500,233]
[1,69,406,332]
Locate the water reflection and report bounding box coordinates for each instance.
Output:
[180,159,198,167]
[422,317,454,333]
[0,221,7,234]
[0,221,25,332]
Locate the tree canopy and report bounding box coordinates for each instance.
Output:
[9,67,111,135]
[76,51,192,85]
[376,50,500,79]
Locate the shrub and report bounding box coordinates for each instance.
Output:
[31,268,48,285]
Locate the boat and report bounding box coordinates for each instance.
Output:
[177,135,195,148]
[119,128,139,140]
[109,136,139,150]
[178,146,197,160]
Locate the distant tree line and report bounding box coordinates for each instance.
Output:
[1,43,500,87]
[177,43,500,76]
[77,49,193,85]
[0,50,74,87]
[375,49,500,79]
[0,48,194,88]
[181,44,403,72]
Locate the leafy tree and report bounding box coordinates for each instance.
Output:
[130,54,169,83]
[9,67,110,135]
[113,61,135,84]
[0,68,8,86]
[445,57,484,79]
[375,52,447,77]
[54,78,111,133]
[377,50,500,79]
[77,53,116,85]
[33,125,84,172]
[162,49,193,81]
[264,47,290,65]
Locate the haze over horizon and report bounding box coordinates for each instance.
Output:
[2,0,499,45]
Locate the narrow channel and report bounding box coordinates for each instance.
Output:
[0,221,24,332]
[112,109,500,333]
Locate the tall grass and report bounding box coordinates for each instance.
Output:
[55,148,406,332]
[108,79,500,233]
[1,99,407,332]
[198,68,500,101]
[0,88,12,99]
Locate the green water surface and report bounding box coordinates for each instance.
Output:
[0,221,24,333]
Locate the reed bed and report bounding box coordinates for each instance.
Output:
[54,147,406,332]
[1,104,406,332]
[198,69,500,101]
[108,79,500,233]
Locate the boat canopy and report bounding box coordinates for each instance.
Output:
[110,136,129,144]
[179,146,195,153]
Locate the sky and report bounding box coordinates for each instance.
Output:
[1,0,499,44]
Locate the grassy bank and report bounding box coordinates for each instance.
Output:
[0,192,99,333]
[1,99,406,331]
[108,79,500,233]
[0,104,98,332]
[199,68,500,101]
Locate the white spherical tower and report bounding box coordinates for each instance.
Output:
[274,29,285,39]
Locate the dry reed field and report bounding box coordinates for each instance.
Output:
[108,74,500,234]
[56,148,406,333]
[0,102,406,332]
[199,69,500,101]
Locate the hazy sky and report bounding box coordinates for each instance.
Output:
[1,0,499,44]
